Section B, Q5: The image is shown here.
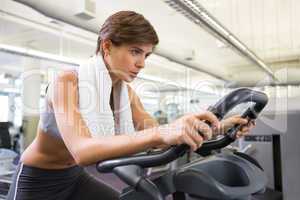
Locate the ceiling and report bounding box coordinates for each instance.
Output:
[0,0,299,89]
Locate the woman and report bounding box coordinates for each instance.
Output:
[7,11,254,200]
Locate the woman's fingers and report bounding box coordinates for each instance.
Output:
[195,111,220,131]
[236,119,257,137]
[232,116,248,125]
[182,133,200,151]
[195,120,212,141]
[175,113,258,149]
[236,131,242,138]
[241,126,250,132]
[185,119,205,149]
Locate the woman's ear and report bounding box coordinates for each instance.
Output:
[102,39,112,56]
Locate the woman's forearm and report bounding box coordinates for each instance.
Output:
[134,113,159,131]
[73,127,161,166]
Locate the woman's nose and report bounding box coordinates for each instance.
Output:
[136,58,145,69]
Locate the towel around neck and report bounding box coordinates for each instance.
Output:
[78,55,135,137]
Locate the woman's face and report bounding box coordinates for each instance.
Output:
[102,41,153,83]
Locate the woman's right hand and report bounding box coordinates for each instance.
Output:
[156,112,220,151]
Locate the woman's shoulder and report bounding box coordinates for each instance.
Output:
[46,70,78,103]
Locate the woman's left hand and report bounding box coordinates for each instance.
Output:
[219,115,256,138]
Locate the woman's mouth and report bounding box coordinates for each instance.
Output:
[130,72,138,77]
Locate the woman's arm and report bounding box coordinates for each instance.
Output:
[50,71,162,166]
[127,85,159,131]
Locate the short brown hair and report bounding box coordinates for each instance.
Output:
[96,11,159,55]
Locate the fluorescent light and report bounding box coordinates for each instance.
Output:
[184,0,202,13]
[228,35,247,51]
[201,12,230,36]
[0,44,81,66]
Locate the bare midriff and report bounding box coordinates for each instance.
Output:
[20,128,77,169]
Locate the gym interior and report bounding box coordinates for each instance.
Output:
[0,0,299,200]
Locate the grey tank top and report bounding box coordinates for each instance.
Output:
[39,84,62,139]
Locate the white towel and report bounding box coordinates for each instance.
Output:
[78,55,135,137]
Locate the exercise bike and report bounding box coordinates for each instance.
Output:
[97,88,269,200]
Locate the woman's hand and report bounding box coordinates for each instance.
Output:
[219,115,256,138]
[156,112,220,151]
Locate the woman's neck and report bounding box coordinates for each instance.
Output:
[101,54,121,86]
[109,72,121,86]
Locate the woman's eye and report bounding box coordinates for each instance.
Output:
[130,50,140,56]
